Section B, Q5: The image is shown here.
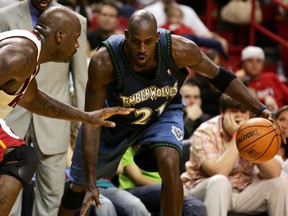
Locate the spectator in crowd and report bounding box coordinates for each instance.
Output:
[181,94,288,216]
[161,4,228,60]
[274,105,288,181]
[87,2,123,57]
[181,79,211,139]
[236,46,288,109]
[144,0,229,53]
[0,0,87,215]
[119,145,207,216]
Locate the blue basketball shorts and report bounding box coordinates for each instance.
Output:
[66,108,184,185]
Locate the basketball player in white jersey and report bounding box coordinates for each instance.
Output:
[0,6,132,216]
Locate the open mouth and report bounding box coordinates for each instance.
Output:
[39,1,49,8]
[137,56,146,63]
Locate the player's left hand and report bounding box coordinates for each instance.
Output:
[80,187,101,216]
[85,107,134,128]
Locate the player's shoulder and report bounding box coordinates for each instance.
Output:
[90,46,113,70]
[170,34,201,67]
[89,47,115,83]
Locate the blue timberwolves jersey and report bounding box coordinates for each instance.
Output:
[102,29,188,130]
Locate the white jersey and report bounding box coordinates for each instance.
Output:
[0,30,41,119]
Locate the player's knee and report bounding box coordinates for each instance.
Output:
[156,148,180,173]
[61,181,86,210]
[0,145,38,185]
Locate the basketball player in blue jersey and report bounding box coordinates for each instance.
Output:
[0,6,132,216]
[59,10,273,216]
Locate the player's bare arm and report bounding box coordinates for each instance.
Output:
[18,77,131,128]
[171,35,268,117]
[171,34,219,79]
[80,47,117,216]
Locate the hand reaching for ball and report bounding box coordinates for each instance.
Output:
[260,108,286,145]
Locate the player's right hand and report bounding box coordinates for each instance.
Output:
[80,187,101,216]
[86,107,134,128]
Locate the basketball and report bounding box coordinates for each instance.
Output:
[236,118,282,163]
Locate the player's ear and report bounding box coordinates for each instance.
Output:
[124,29,128,41]
[56,30,63,44]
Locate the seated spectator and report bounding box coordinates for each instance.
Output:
[274,105,288,181]
[181,79,211,139]
[181,94,288,216]
[144,0,229,54]
[236,46,288,109]
[87,2,123,56]
[161,4,228,60]
[119,145,207,216]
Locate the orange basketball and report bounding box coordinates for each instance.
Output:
[236,118,282,163]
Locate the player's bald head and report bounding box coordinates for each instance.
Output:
[37,6,80,34]
[128,10,157,35]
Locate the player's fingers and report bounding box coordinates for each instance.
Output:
[95,120,116,128]
[80,198,93,216]
[95,196,102,208]
[102,107,134,117]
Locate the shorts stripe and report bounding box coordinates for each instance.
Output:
[0,140,6,149]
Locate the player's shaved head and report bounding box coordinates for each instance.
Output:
[33,5,81,63]
[128,10,157,35]
[35,6,80,38]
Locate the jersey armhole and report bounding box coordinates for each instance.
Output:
[166,30,188,78]
[102,41,124,91]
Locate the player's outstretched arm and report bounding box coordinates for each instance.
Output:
[171,35,270,118]
[18,78,133,127]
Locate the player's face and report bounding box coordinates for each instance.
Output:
[276,110,288,138]
[242,57,264,78]
[60,26,81,63]
[125,29,159,67]
[31,0,53,12]
[180,85,201,106]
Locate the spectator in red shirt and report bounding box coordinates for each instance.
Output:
[237,46,288,109]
